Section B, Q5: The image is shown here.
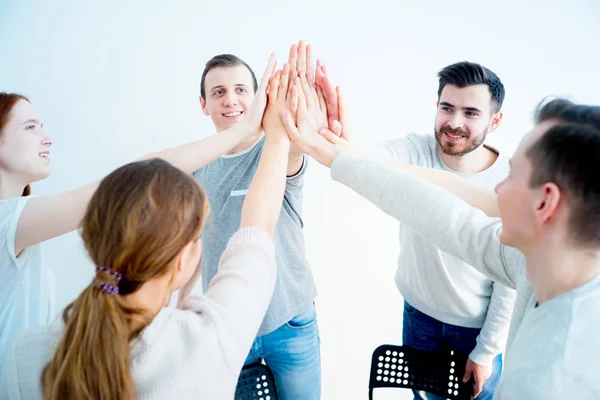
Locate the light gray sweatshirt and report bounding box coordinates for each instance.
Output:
[331,152,600,399]
[378,133,516,365]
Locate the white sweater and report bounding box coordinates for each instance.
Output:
[331,152,600,399]
[0,227,276,400]
[377,133,516,365]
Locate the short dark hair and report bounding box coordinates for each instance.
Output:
[526,98,600,248]
[199,54,258,99]
[437,62,505,113]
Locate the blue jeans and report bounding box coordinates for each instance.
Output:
[403,301,502,400]
[243,303,321,400]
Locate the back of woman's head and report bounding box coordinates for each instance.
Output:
[0,92,32,196]
[41,158,208,400]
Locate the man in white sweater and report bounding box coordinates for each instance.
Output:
[283,94,600,398]
[373,62,516,399]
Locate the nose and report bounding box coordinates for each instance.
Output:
[223,92,238,107]
[447,113,465,130]
[42,131,53,147]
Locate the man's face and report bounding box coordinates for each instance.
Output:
[494,121,557,250]
[434,84,501,156]
[200,65,256,132]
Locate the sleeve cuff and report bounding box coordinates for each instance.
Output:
[469,344,498,366]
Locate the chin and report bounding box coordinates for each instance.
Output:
[31,169,51,183]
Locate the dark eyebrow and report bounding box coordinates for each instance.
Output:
[210,84,249,92]
[439,102,482,113]
[209,85,226,92]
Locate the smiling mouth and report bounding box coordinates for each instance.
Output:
[39,152,50,160]
[223,111,243,117]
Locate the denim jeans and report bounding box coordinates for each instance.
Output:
[403,301,502,400]
[242,303,321,400]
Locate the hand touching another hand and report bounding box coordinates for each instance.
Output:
[262,63,295,140]
[238,53,276,137]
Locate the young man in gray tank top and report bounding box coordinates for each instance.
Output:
[187,42,322,400]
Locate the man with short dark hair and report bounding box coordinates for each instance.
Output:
[287,96,600,398]
[187,42,323,400]
[374,61,516,399]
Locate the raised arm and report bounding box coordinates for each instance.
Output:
[288,82,501,218]
[330,151,523,289]
[281,83,522,288]
[183,69,295,369]
[14,55,277,256]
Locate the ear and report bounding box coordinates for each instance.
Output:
[177,241,195,273]
[488,111,503,133]
[535,182,562,225]
[199,96,209,116]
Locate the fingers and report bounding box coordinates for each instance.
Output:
[268,69,282,103]
[279,63,290,101]
[280,109,300,142]
[306,44,315,84]
[299,72,313,109]
[258,53,277,95]
[319,128,345,145]
[297,40,306,76]
[331,120,343,137]
[316,86,326,114]
[473,376,484,398]
[290,85,299,116]
[288,44,298,77]
[296,76,308,113]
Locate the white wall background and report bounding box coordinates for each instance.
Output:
[1,0,599,398]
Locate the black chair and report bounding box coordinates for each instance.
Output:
[235,361,279,400]
[369,344,473,400]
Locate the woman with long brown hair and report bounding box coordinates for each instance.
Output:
[0,55,276,377]
[1,63,293,399]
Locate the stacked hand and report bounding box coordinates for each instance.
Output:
[238,53,277,137]
[249,40,356,166]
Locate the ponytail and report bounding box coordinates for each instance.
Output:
[41,286,148,400]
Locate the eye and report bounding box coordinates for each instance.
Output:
[213,89,224,96]
[236,87,247,94]
[26,125,35,130]
[466,111,478,117]
[441,107,452,112]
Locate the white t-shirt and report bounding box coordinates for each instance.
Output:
[1,227,276,400]
[0,196,55,377]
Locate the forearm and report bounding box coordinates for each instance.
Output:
[330,151,521,288]
[364,145,500,218]
[469,283,517,365]
[141,123,250,174]
[240,134,291,235]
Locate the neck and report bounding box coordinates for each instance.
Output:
[0,171,30,199]
[440,145,498,174]
[525,239,600,304]
[123,276,172,331]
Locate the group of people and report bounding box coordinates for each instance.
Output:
[0,40,598,399]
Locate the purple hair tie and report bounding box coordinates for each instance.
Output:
[95,266,122,295]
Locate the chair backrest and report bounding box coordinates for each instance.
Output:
[369,344,473,400]
[235,362,278,400]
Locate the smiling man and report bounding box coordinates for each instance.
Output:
[191,45,321,400]
[376,62,516,399]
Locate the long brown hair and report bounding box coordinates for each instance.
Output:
[0,92,32,196]
[41,158,208,400]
